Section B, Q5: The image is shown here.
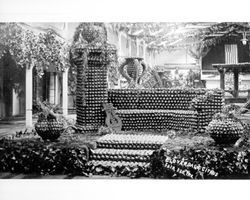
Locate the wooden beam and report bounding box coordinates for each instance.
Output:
[132,29,144,36]
[234,69,239,98]
[149,29,164,36]
[219,70,225,90]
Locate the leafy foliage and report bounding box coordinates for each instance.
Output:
[150,146,249,179]
[86,162,150,178]
[0,23,70,77]
[0,136,90,176]
[33,101,62,122]
[36,30,70,76]
[0,130,249,178]
[72,23,107,44]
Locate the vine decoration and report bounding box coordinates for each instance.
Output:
[0,23,70,77]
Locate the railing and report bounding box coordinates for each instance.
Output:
[201,70,219,75]
[225,89,250,100]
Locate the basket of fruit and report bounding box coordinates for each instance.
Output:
[206,112,243,145]
[34,101,64,141]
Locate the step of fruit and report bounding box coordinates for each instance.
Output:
[96,134,168,150]
[88,160,150,168]
[116,109,198,131]
[90,148,154,162]
[108,89,223,110]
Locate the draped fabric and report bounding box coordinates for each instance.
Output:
[224,44,239,91]
[225,44,238,64]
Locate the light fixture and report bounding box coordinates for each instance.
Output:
[241,31,248,45]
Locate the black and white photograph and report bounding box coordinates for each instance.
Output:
[0,1,249,200]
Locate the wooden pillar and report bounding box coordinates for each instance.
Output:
[219,69,225,90]
[62,68,69,116]
[234,69,239,98]
[247,90,250,100]
[25,66,33,127]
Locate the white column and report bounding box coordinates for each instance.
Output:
[118,32,122,57]
[153,50,156,67]
[129,37,132,57]
[199,57,203,78]
[55,73,59,105]
[199,57,202,70]
[143,40,146,60]
[62,68,69,116]
[12,88,20,116]
[136,38,140,57]
[149,50,153,66]
[49,72,55,104]
[25,66,33,127]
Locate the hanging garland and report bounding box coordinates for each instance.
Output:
[36,30,70,76]
[0,23,70,77]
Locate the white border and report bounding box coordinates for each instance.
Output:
[0,0,249,200]
[0,0,250,22]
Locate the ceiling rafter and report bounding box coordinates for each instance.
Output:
[110,22,250,52]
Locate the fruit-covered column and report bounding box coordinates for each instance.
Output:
[72,39,117,132]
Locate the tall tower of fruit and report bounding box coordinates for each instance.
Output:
[71,23,117,132]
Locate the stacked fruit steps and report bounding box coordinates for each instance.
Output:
[108,89,224,132]
[89,133,169,168]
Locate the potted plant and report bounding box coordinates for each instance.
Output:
[34,101,64,141]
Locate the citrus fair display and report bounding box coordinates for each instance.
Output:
[190,90,224,132]
[115,109,198,131]
[89,133,169,172]
[75,44,116,132]
[34,102,64,141]
[96,134,168,149]
[150,147,249,179]
[206,113,243,145]
[108,89,224,132]
[35,120,64,141]
[91,149,153,162]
